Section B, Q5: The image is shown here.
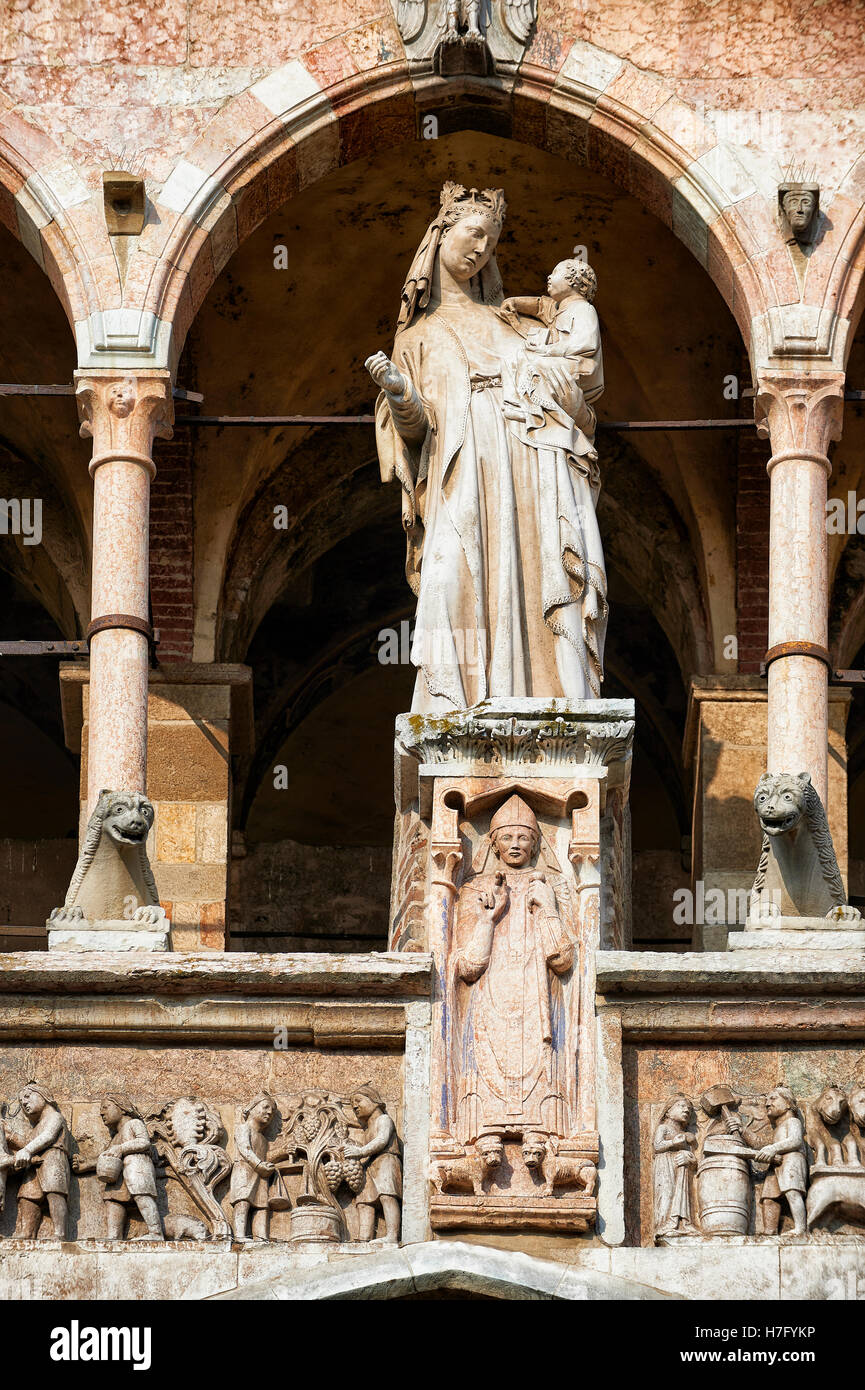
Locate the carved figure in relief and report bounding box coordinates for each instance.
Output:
[0,1103,10,1215]
[805,1085,852,1167]
[452,795,574,1146]
[395,0,537,47]
[229,1092,277,1242]
[74,1094,162,1240]
[749,773,860,922]
[754,1087,808,1237]
[48,790,166,927]
[149,1097,231,1238]
[846,1087,865,1164]
[521,1133,597,1199]
[442,0,483,44]
[344,1084,403,1243]
[805,1085,865,1230]
[2,1083,72,1239]
[163,1213,210,1241]
[500,255,603,467]
[367,180,607,711]
[432,1135,504,1196]
[652,1096,699,1238]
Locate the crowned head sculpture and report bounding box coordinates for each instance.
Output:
[397,181,507,329]
[778,166,819,247]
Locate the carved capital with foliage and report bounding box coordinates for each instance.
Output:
[75,370,174,478]
[755,370,844,471]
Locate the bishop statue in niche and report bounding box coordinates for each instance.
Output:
[367,181,606,712]
[450,795,575,1144]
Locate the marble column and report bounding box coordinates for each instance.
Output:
[755,371,844,809]
[75,371,174,816]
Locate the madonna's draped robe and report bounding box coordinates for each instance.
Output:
[375,297,607,712]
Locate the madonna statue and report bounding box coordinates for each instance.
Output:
[366,181,607,712]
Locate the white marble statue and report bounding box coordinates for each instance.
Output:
[366,182,607,712]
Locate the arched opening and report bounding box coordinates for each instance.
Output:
[0,220,87,944]
[174,123,744,949]
[830,315,865,906]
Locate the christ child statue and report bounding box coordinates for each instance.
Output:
[500,254,603,462]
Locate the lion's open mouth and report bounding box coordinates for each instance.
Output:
[761,811,799,835]
[111,825,148,844]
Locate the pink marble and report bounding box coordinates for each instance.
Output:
[76,372,173,814]
[759,373,845,808]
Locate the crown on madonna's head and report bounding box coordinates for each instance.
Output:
[440,180,507,226]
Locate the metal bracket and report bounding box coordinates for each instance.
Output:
[759,641,833,676]
[0,640,87,656]
[0,384,202,402]
[0,619,160,662]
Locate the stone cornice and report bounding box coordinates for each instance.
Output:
[396,699,635,773]
[597,949,865,998]
[0,951,433,1000]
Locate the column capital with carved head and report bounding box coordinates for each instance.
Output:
[74,369,174,478]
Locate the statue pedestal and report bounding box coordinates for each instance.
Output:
[389,698,634,1234]
[729,915,865,952]
[47,919,171,952]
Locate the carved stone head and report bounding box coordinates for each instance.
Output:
[547,258,598,305]
[848,1087,865,1128]
[778,183,819,245]
[816,1085,848,1127]
[753,772,810,837]
[242,1091,275,1127]
[476,1134,504,1171]
[662,1094,693,1127]
[107,376,137,418]
[521,1133,548,1169]
[96,791,155,846]
[766,1085,796,1120]
[489,794,539,868]
[351,1082,386,1122]
[100,1093,140,1130]
[19,1081,54,1120]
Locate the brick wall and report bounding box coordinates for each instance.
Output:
[150,428,194,663]
[736,429,770,674]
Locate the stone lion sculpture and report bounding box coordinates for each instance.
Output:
[749,772,860,923]
[48,790,166,927]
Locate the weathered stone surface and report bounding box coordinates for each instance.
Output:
[8,1231,865,1300]
[729,930,865,951]
[0,1049,406,1243]
[626,1043,865,1245]
[146,723,230,802]
[47,927,171,952]
[0,952,433,998]
[597,951,865,997]
[212,1239,680,1300]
